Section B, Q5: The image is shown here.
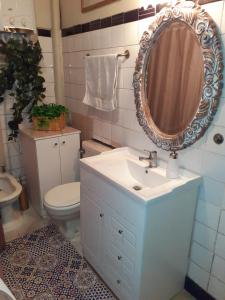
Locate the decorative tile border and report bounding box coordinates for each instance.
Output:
[61,0,220,37]
[37,28,51,37]
[62,5,155,37]
[185,277,216,300]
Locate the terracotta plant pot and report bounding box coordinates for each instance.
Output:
[32,114,66,131]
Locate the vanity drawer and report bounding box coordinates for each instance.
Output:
[104,213,137,262]
[103,260,135,300]
[104,242,135,286]
[111,216,136,247]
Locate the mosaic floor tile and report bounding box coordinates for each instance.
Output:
[0,224,116,300]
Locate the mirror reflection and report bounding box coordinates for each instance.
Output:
[146,21,204,135]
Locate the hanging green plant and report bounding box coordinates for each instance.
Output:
[0,36,46,140]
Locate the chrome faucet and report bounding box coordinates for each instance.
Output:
[139,150,157,168]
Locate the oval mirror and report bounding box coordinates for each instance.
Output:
[133,2,223,151]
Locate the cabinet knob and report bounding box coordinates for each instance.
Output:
[116,280,121,285]
[117,255,122,261]
[118,229,123,235]
[54,143,58,146]
[99,213,104,218]
[62,141,66,145]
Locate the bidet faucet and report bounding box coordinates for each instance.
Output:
[139,150,157,168]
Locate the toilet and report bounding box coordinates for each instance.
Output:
[43,140,112,238]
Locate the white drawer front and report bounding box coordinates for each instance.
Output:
[104,242,135,286]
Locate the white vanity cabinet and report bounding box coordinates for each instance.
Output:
[80,158,200,300]
[20,127,80,216]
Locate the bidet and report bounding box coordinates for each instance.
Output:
[0,172,22,224]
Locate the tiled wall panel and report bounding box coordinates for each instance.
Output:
[62,1,225,298]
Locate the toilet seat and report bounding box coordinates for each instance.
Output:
[44,182,80,209]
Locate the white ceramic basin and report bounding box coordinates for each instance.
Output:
[81,147,201,201]
[0,279,16,300]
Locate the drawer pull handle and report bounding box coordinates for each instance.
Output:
[54,143,58,146]
[116,280,121,285]
[99,213,104,218]
[62,141,66,145]
[117,256,122,261]
[118,229,123,235]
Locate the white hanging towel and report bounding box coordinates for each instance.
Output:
[83,54,119,111]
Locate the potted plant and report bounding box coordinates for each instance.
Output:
[0,36,46,140]
[32,103,69,131]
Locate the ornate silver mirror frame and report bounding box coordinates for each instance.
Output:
[133,1,224,151]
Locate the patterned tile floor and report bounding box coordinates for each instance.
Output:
[1,224,115,299]
[3,207,195,300]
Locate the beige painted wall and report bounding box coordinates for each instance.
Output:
[60,0,144,28]
[34,0,52,29]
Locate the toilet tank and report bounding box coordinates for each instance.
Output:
[82,140,112,158]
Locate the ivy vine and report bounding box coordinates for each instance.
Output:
[0,36,46,140]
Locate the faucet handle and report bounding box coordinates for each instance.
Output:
[143,150,157,158]
[143,149,152,157]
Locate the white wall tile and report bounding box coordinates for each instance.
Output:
[196,200,220,230]
[44,83,55,98]
[93,118,111,144]
[215,233,225,260]
[39,36,53,53]
[193,221,217,251]
[117,89,135,110]
[219,210,225,235]
[81,32,91,51]
[178,148,203,174]
[40,53,54,68]
[202,1,223,28]
[212,255,225,283]
[121,45,139,69]
[99,27,112,49]
[42,68,54,83]
[123,21,139,46]
[190,242,214,272]
[111,24,126,47]
[204,125,225,156]
[202,151,225,182]
[9,154,22,170]
[123,68,134,89]
[221,34,225,99]
[71,84,85,101]
[213,98,225,127]
[138,16,155,40]
[73,34,83,52]
[89,30,101,50]
[44,96,56,104]
[70,68,85,85]
[7,141,21,157]
[199,176,225,207]
[220,3,225,34]
[208,276,225,300]
[188,261,210,290]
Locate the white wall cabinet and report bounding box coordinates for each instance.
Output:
[20,127,80,216]
[80,163,199,300]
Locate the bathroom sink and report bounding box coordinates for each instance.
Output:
[81,147,201,202]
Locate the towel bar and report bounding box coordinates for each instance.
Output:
[86,50,130,59]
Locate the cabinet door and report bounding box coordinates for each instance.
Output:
[81,189,104,270]
[36,137,61,203]
[59,134,80,183]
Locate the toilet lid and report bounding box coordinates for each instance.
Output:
[44,182,80,208]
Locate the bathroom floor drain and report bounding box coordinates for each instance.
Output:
[133,185,142,191]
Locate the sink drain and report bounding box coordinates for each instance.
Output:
[133,185,142,191]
